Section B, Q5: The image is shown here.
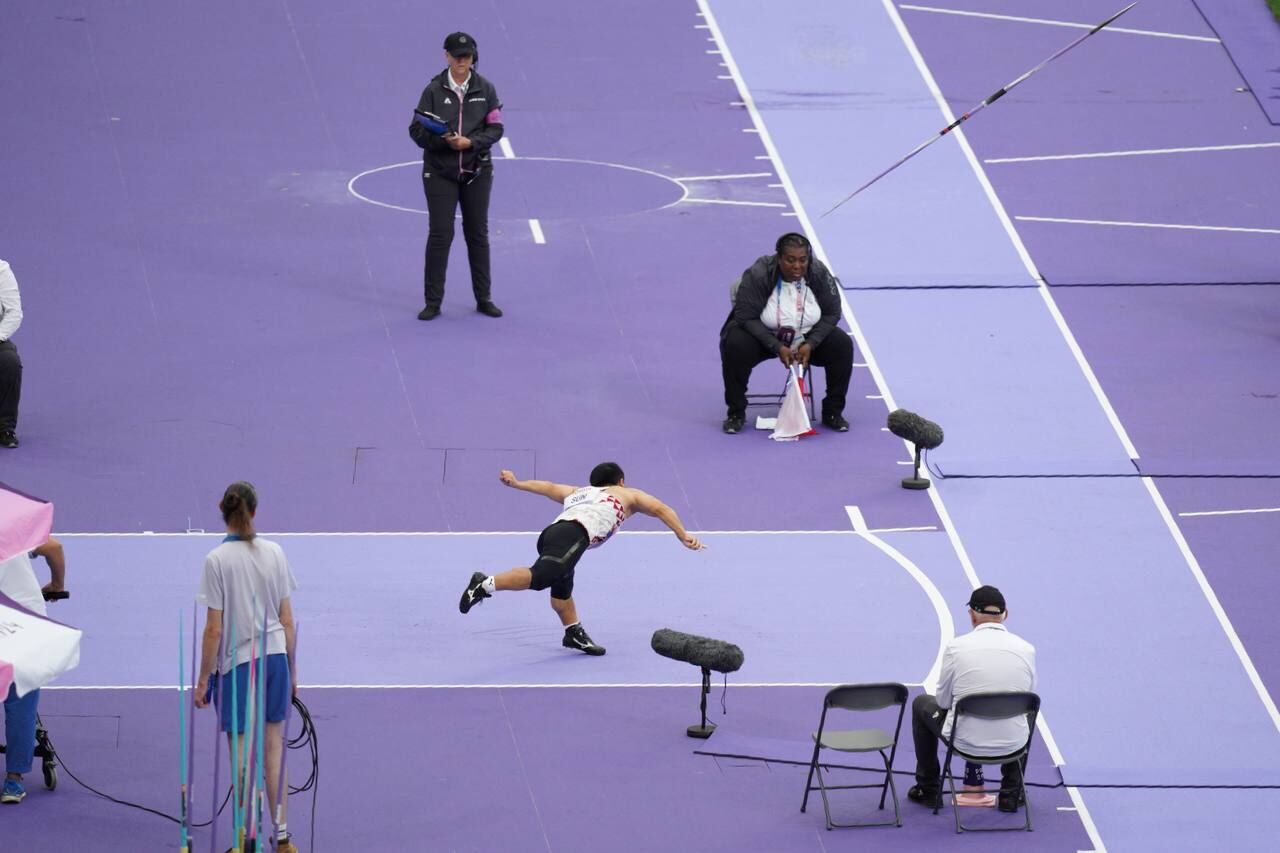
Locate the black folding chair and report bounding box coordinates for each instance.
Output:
[937,691,1040,833]
[801,683,908,829]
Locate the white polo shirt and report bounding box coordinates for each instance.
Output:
[936,622,1037,756]
[197,537,297,672]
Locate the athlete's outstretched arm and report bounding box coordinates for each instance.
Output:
[499,469,576,503]
[630,491,704,551]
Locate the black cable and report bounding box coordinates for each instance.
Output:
[46,694,321,847]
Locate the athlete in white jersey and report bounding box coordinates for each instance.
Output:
[459,462,704,655]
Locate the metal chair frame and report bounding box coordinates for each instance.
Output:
[801,683,909,829]
[936,691,1040,833]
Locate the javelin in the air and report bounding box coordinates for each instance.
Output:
[822,2,1138,218]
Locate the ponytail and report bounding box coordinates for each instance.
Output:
[219,481,258,539]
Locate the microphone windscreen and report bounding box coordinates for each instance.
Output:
[651,628,744,674]
[887,409,944,450]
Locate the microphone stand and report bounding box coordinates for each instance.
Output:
[687,666,716,739]
[902,444,931,490]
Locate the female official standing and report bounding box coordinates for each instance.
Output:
[194,482,299,852]
[409,31,505,321]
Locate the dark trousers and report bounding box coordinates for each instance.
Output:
[423,168,493,307]
[911,694,1026,792]
[0,340,21,432]
[720,325,852,419]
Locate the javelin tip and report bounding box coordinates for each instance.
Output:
[1093,2,1139,32]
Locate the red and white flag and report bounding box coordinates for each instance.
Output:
[770,364,817,441]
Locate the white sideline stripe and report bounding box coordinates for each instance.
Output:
[849,505,955,687]
[498,137,515,159]
[1179,506,1280,518]
[1143,475,1280,732]
[987,141,1280,163]
[898,4,1219,43]
[528,219,545,244]
[682,198,788,208]
[672,172,772,181]
[47,682,928,691]
[1017,216,1280,236]
[880,1,1106,847]
[882,8,1139,464]
[870,525,938,533]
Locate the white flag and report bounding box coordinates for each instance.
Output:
[770,364,817,441]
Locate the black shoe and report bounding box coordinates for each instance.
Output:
[476,301,503,318]
[459,572,490,614]
[722,414,745,434]
[418,305,441,321]
[562,624,606,656]
[821,413,849,432]
[0,431,17,449]
[907,785,942,810]
[997,791,1023,813]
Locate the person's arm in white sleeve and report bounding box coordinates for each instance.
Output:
[0,261,23,341]
[935,645,958,710]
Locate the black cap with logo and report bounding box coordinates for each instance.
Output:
[443,32,477,57]
[967,585,1006,615]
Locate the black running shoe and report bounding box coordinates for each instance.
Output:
[459,572,490,614]
[562,624,606,656]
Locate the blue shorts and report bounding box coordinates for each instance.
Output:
[213,653,291,734]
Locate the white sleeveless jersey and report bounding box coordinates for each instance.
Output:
[554,486,629,548]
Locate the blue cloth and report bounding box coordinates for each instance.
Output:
[214,653,290,734]
[3,684,39,775]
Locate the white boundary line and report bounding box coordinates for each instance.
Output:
[1017,215,1280,236]
[528,218,546,244]
[848,505,955,688]
[672,172,773,181]
[681,198,788,208]
[1143,476,1280,731]
[898,4,1219,43]
[697,0,1106,844]
[881,1,1140,462]
[47,681,928,691]
[498,137,515,159]
[1179,506,1280,518]
[987,141,1280,163]
[347,157,690,215]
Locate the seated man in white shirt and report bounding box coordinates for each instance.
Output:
[0,260,24,449]
[718,233,854,434]
[908,585,1037,813]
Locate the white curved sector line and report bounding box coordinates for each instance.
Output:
[860,528,955,689]
[347,157,690,215]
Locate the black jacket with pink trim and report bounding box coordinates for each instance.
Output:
[409,69,504,181]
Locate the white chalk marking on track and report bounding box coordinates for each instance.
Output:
[987,141,1280,164]
[1179,506,1280,518]
[528,219,545,244]
[673,172,773,181]
[898,4,1219,42]
[498,137,515,159]
[1017,216,1280,236]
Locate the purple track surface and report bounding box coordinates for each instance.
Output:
[3,1,1280,851]
[1194,0,1280,124]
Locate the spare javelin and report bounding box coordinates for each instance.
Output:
[822,2,1137,217]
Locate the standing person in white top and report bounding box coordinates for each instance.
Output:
[0,259,25,449]
[718,233,854,434]
[459,462,704,656]
[193,482,300,853]
[908,585,1037,814]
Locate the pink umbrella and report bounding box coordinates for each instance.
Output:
[0,482,53,562]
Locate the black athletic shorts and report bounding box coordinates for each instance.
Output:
[529,520,590,600]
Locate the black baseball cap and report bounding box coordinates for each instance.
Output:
[967,585,1006,615]
[443,32,477,56]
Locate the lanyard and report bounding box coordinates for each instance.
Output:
[775,277,806,332]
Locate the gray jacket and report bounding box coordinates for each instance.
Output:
[721,254,842,353]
